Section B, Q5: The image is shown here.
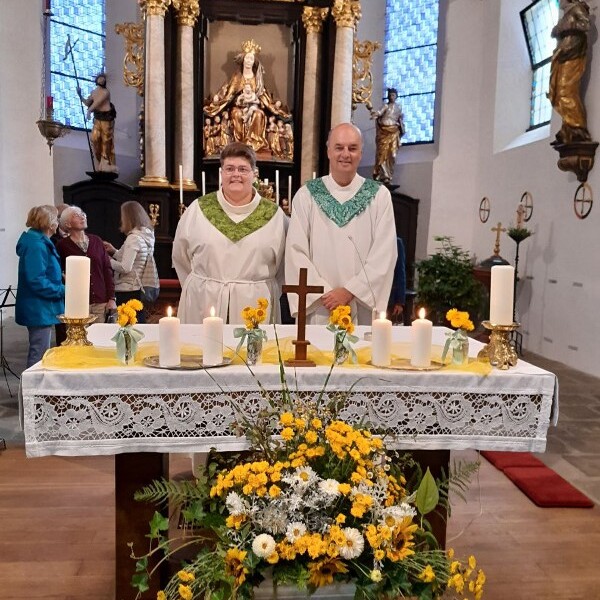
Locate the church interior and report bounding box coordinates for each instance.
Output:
[1,0,600,598]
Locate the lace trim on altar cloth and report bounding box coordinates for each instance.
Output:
[23,389,549,452]
[306,178,380,227]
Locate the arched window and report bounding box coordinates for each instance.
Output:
[50,0,106,130]
[520,0,559,129]
[383,0,439,145]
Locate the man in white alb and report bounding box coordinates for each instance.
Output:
[285,123,397,325]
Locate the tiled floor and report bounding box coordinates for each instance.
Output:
[1,317,599,504]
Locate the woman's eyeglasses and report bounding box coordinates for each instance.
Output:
[222,165,253,175]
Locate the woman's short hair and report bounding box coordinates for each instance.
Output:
[59,206,85,231]
[26,205,58,232]
[220,142,257,170]
[120,200,152,233]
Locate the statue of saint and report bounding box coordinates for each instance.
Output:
[204,40,293,157]
[370,88,404,185]
[78,73,118,173]
[548,0,592,145]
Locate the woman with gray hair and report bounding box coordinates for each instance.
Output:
[15,205,65,367]
[57,206,116,322]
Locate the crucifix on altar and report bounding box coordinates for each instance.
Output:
[491,222,506,256]
[282,268,324,367]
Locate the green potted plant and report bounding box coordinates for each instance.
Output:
[415,236,486,325]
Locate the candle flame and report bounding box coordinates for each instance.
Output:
[167,306,172,318]
[418,308,426,319]
[210,306,215,317]
[380,311,387,320]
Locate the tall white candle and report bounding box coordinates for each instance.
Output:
[275,169,280,202]
[287,175,292,204]
[201,171,206,196]
[490,265,515,325]
[218,167,222,188]
[179,164,183,204]
[371,311,392,367]
[159,306,180,367]
[203,306,223,366]
[312,171,316,180]
[410,308,432,367]
[64,256,90,318]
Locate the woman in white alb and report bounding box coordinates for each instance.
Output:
[172,142,287,324]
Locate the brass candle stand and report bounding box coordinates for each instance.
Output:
[58,315,97,346]
[477,321,520,370]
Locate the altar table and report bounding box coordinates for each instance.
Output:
[20,324,558,599]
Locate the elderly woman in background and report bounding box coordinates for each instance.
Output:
[57,206,116,322]
[103,200,155,323]
[172,142,287,324]
[15,205,65,367]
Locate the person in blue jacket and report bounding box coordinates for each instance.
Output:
[15,205,65,367]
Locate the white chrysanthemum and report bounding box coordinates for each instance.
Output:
[318,479,341,497]
[338,527,364,560]
[225,491,247,516]
[381,503,416,525]
[370,569,383,583]
[252,533,276,558]
[293,465,317,487]
[286,521,307,542]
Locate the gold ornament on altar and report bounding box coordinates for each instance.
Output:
[477,321,520,370]
[115,22,145,96]
[352,39,381,111]
[203,41,294,159]
[58,315,97,346]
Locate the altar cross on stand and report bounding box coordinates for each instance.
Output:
[491,222,506,256]
[282,268,324,367]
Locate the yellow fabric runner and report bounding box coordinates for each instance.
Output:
[42,337,491,375]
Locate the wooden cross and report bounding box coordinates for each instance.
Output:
[282,268,324,367]
[491,222,506,256]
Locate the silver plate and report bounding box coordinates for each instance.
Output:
[143,355,232,370]
[369,358,445,371]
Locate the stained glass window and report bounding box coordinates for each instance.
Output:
[50,0,105,129]
[383,0,439,144]
[521,0,559,129]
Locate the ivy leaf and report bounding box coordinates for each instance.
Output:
[131,572,150,592]
[149,511,169,538]
[415,468,439,515]
[181,500,206,524]
[135,557,148,573]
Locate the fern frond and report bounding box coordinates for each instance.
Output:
[134,477,207,507]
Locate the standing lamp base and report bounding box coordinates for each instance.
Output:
[477,321,520,370]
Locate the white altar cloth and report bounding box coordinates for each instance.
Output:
[21,324,557,457]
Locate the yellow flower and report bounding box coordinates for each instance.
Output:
[177,570,195,583]
[127,299,143,311]
[280,413,294,426]
[225,548,248,586]
[308,557,348,587]
[419,565,435,582]
[178,584,193,600]
[257,297,268,310]
[157,592,166,600]
[281,427,294,441]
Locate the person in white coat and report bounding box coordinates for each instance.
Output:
[172,142,287,324]
[285,123,397,325]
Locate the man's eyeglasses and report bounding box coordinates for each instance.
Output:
[222,165,253,175]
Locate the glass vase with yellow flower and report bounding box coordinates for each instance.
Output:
[441,308,474,366]
[234,298,268,365]
[326,305,359,365]
[111,299,145,365]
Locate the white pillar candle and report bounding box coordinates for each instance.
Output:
[312,171,316,180]
[410,308,432,367]
[275,169,280,202]
[201,171,206,196]
[371,311,392,367]
[179,164,184,204]
[263,178,268,185]
[64,256,90,318]
[288,175,292,204]
[159,306,180,367]
[202,306,223,366]
[218,167,222,188]
[490,265,515,325]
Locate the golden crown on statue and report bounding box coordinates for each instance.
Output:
[241,39,261,54]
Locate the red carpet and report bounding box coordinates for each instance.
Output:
[481,451,594,508]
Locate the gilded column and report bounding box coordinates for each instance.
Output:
[330,0,361,127]
[301,7,329,184]
[139,0,171,187]
[172,0,199,190]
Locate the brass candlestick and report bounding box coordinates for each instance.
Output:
[58,315,97,346]
[477,321,520,370]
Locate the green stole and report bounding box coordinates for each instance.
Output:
[198,193,278,243]
[306,177,381,227]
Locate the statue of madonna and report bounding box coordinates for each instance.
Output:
[204,40,293,156]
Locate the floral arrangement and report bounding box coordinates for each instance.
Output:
[111,299,144,364]
[131,397,484,600]
[234,298,269,364]
[441,309,474,365]
[326,305,359,364]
